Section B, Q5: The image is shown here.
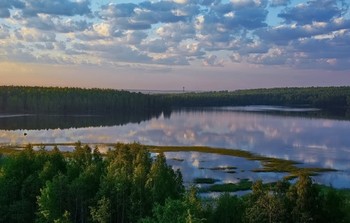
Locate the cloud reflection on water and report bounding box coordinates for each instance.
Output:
[0,108,350,188]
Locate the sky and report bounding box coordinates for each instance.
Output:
[1,0,350,91]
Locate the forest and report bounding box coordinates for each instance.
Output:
[0,86,168,114]
[161,86,350,109]
[0,143,349,223]
[1,86,350,115]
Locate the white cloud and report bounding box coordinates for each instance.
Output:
[0,0,349,70]
[269,0,290,7]
[203,55,225,67]
[21,14,90,33]
[0,25,10,39]
[15,27,56,42]
[278,0,344,25]
[231,0,266,8]
[22,0,91,17]
[93,23,111,37]
[173,0,189,4]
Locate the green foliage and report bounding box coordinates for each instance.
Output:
[211,193,245,223]
[289,174,321,223]
[0,143,349,223]
[0,86,168,114]
[162,86,350,109]
[141,199,189,223]
[90,197,111,223]
[144,186,205,223]
[2,86,350,119]
[53,211,73,223]
[0,145,68,222]
[36,174,70,223]
[246,180,289,223]
[92,143,184,223]
[146,153,185,205]
[243,176,350,223]
[319,187,348,223]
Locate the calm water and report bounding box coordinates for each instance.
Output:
[1,106,350,188]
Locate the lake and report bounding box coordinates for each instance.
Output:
[1,106,350,189]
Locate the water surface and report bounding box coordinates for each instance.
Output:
[0,106,349,188]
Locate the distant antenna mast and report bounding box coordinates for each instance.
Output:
[183,86,185,92]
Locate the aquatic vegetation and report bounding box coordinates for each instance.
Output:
[193,178,219,184]
[1,143,337,180]
[200,179,252,193]
[149,145,336,178]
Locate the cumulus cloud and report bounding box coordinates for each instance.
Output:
[0,25,11,39]
[247,47,289,65]
[203,55,224,67]
[99,1,199,31]
[154,56,189,65]
[231,0,267,8]
[269,0,290,7]
[21,14,90,33]
[22,0,91,17]
[73,41,153,64]
[0,0,25,18]
[0,0,349,70]
[278,0,345,25]
[156,22,195,42]
[15,27,56,42]
[256,18,350,45]
[291,29,350,69]
[140,39,168,53]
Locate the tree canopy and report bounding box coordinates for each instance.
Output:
[161,86,350,109]
[0,86,168,114]
[0,143,349,223]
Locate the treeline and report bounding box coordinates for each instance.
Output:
[0,143,349,223]
[0,86,350,115]
[0,143,184,223]
[1,86,350,115]
[0,86,169,114]
[162,86,350,109]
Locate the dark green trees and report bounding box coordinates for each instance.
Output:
[2,86,350,116]
[146,153,184,205]
[36,174,70,223]
[0,86,168,114]
[0,143,184,223]
[289,174,320,223]
[0,145,66,222]
[245,180,291,223]
[162,86,350,109]
[141,187,203,223]
[93,144,184,223]
[1,143,350,223]
[200,175,350,223]
[210,192,245,223]
[244,175,350,223]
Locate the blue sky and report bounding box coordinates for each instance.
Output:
[1,0,350,90]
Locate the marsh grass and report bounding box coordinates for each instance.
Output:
[149,145,336,178]
[209,166,237,171]
[194,178,219,184]
[200,179,252,193]
[171,158,185,162]
[1,143,337,180]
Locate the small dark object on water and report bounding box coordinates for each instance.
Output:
[24,133,27,136]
